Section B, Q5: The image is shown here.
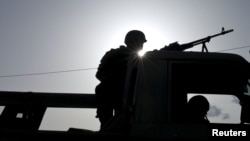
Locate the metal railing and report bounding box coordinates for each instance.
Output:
[0,91,97,108]
[0,91,97,130]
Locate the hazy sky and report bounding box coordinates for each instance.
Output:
[0,0,249,131]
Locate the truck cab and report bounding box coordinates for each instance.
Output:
[121,51,250,139]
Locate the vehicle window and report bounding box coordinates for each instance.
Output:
[188,94,241,124]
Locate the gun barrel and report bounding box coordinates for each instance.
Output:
[222,29,234,34]
[181,29,234,50]
[210,29,234,38]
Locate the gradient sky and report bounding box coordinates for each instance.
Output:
[0,0,249,131]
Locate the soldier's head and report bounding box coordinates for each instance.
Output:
[125,30,147,51]
[188,95,210,117]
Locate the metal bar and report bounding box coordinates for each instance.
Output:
[0,91,97,108]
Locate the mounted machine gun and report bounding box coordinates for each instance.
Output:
[162,27,234,52]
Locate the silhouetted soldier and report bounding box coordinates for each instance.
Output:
[187,95,210,124]
[95,30,147,130]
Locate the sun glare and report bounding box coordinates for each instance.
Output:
[138,50,146,57]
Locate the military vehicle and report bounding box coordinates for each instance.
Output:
[0,28,249,140]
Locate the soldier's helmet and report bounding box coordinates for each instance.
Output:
[124,30,147,46]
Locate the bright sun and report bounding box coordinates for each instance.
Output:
[138,50,146,57]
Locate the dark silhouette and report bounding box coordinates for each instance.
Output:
[160,27,233,52]
[95,30,147,130]
[186,95,210,124]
